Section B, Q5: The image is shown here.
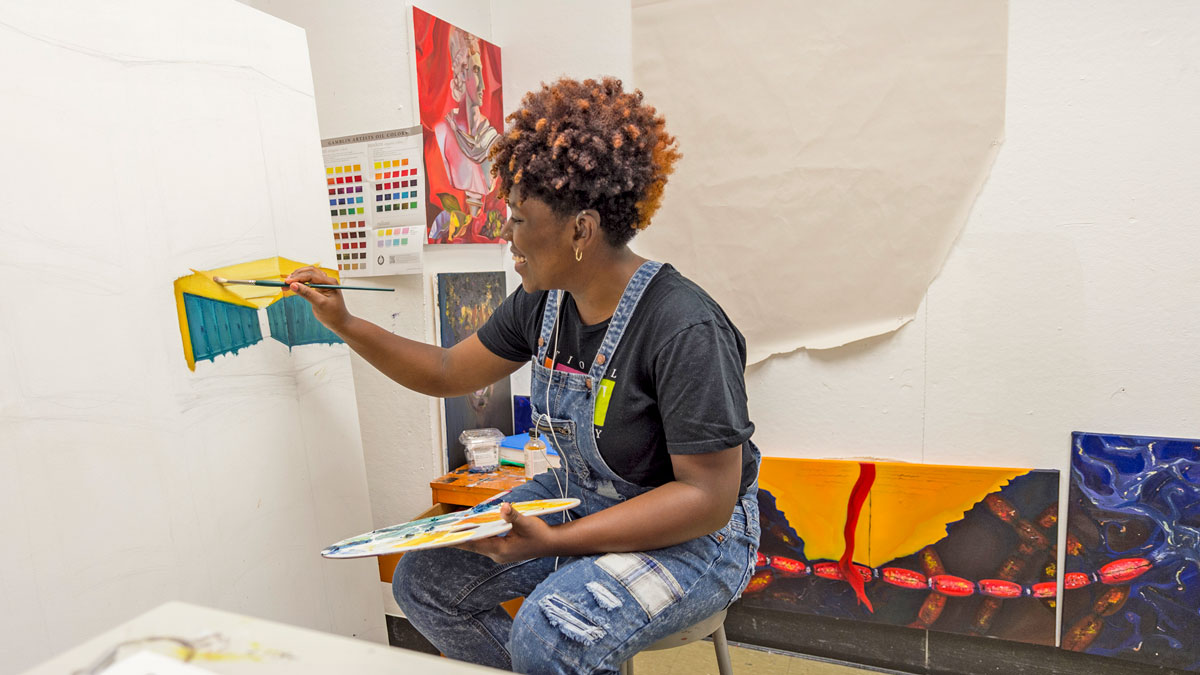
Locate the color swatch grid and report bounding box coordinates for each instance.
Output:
[332,219,368,271]
[374,158,420,213]
[327,164,365,218]
[376,225,418,248]
[372,222,424,271]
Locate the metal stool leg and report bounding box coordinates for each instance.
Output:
[712,623,733,675]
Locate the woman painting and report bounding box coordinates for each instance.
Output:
[287,76,759,675]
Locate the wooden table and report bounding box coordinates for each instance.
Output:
[429,464,528,507]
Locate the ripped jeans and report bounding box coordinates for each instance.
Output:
[392,475,760,675]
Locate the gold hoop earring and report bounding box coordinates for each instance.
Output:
[574,248,583,262]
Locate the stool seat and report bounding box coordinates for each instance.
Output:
[620,609,732,675]
[642,608,727,651]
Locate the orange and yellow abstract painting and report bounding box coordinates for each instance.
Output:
[745,457,1060,646]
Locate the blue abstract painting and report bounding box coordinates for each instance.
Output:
[1064,432,1200,671]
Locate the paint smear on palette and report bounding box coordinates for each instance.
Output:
[385,527,498,553]
[446,499,580,530]
[321,498,579,558]
[322,525,496,559]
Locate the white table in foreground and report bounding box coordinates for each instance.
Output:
[21,601,501,675]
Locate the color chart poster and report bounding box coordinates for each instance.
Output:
[412,6,506,244]
[322,127,425,276]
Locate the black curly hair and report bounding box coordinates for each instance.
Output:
[489,76,681,247]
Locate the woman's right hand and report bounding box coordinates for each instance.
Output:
[285,266,352,332]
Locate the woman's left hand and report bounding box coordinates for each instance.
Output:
[456,503,558,563]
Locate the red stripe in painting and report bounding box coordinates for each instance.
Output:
[839,462,876,612]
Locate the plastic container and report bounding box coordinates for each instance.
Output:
[523,429,550,479]
[460,427,503,473]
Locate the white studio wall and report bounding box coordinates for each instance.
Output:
[922,1,1200,465]
[745,0,1200,472]
[0,1,383,670]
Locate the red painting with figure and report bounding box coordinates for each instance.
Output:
[412,7,506,244]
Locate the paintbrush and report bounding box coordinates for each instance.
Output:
[212,276,394,292]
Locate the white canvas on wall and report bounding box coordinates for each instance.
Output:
[0,0,383,670]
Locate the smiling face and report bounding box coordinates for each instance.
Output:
[500,189,577,293]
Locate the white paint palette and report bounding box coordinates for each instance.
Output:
[321,498,580,558]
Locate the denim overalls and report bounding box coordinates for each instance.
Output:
[394,261,761,675]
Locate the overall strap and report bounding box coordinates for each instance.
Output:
[587,261,663,382]
[535,289,563,366]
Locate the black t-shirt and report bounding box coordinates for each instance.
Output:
[477,264,757,496]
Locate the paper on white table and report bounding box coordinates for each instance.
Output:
[102,651,218,675]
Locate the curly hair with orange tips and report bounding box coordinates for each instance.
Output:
[489,77,681,246]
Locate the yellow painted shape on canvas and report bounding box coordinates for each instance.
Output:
[758,457,868,564]
[173,256,339,370]
[759,457,1029,567]
[447,212,466,240]
[867,463,1026,567]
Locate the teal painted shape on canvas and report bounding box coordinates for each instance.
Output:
[182,293,263,364]
[266,295,344,348]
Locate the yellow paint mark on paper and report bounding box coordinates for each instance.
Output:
[172,642,292,663]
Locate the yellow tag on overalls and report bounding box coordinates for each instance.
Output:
[593,378,616,426]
